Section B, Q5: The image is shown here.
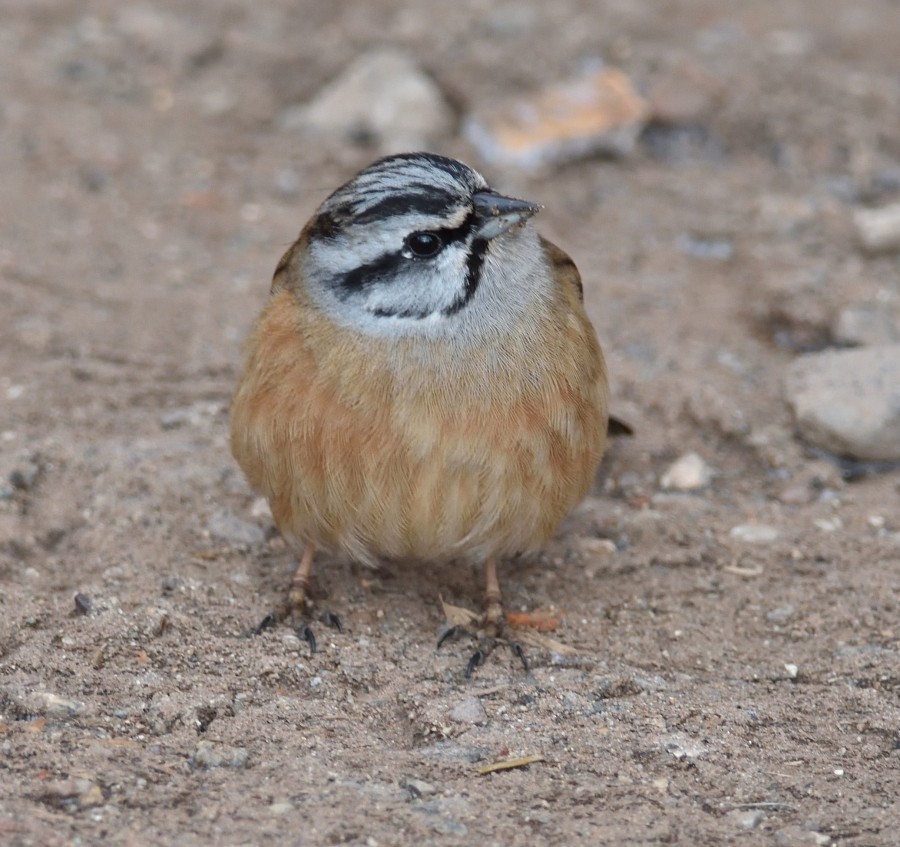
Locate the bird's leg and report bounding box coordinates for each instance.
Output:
[283,544,319,653]
[480,556,506,637]
[286,542,316,617]
[252,543,341,653]
[287,543,344,644]
[437,556,529,677]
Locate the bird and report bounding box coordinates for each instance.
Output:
[230,152,609,669]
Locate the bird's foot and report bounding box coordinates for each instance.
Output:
[437,597,529,678]
[250,587,343,655]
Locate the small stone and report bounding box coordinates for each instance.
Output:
[784,663,799,678]
[853,202,900,254]
[766,605,795,624]
[79,782,105,807]
[192,740,249,769]
[778,484,813,505]
[775,825,831,846]
[833,304,900,347]
[660,452,713,491]
[465,66,648,171]
[814,517,842,532]
[448,696,487,724]
[268,801,295,815]
[160,403,220,430]
[26,692,86,720]
[726,809,765,830]
[250,497,271,519]
[281,50,452,154]
[74,593,93,615]
[160,575,185,594]
[662,733,708,760]
[40,778,104,810]
[577,537,617,556]
[282,633,303,652]
[402,777,437,797]
[729,524,780,543]
[207,508,265,547]
[785,345,900,461]
[160,408,192,429]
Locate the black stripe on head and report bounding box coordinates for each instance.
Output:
[353,188,459,225]
[372,304,433,319]
[338,251,403,294]
[432,210,476,248]
[443,237,487,316]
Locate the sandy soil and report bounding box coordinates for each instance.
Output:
[1,2,899,845]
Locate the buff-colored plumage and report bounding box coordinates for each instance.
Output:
[231,233,608,569]
[230,153,609,658]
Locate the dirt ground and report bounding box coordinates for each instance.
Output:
[2,1,899,845]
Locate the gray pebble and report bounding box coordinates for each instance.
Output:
[402,777,437,798]
[833,304,900,347]
[191,740,249,769]
[660,452,713,491]
[725,809,765,830]
[774,825,831,846]
[160,403,219,430]
[785,344,900,461]
[766,605,796,624]
[729,524,780,543]
[853,202,900,254]
[25,691,86,720]
[268,801,295,815]
[448,696,487,724]
[39,778,104,809]
[282,633,303,652]
[160,408,193,430]
[662,733,708,760]
[281,50,452,154]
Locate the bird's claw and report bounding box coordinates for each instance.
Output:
[437,621,529,678]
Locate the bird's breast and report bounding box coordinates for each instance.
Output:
[230,289,608,565]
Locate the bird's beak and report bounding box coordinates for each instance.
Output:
[472,191,540,240]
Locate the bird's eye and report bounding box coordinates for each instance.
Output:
[404,231,443,258]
